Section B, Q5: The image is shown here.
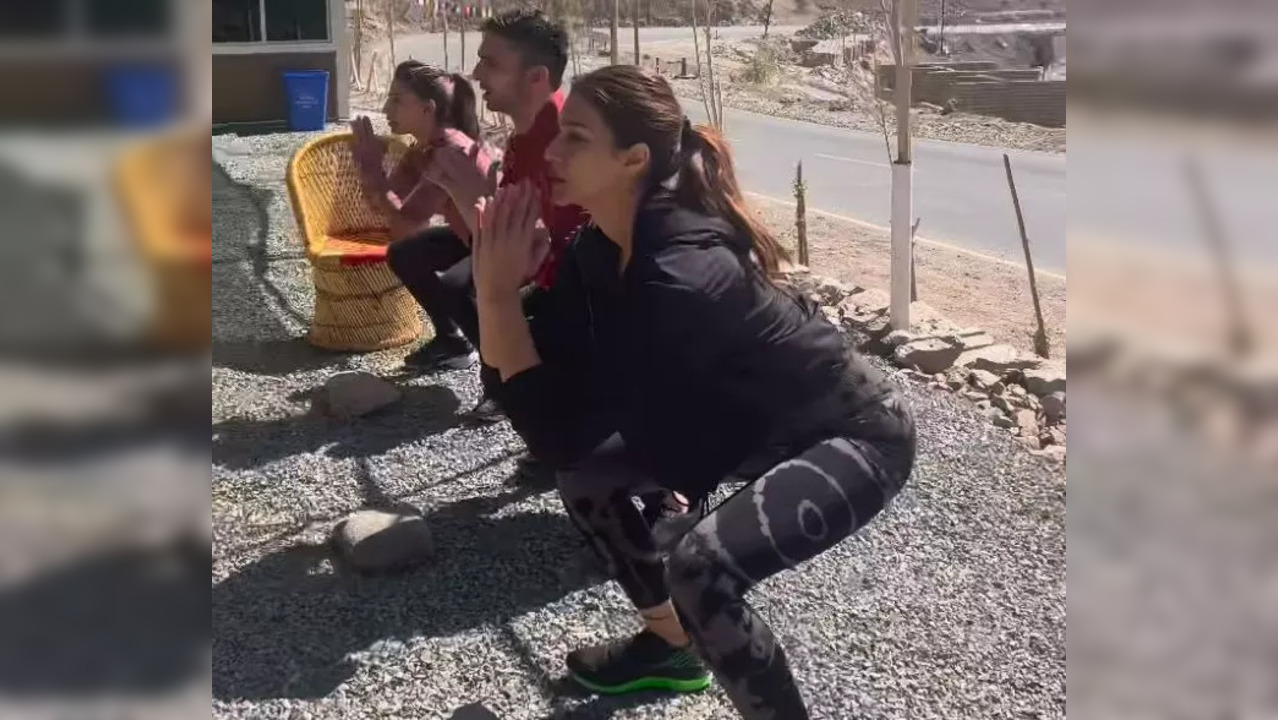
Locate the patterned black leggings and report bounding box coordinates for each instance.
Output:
[557,395,916,720]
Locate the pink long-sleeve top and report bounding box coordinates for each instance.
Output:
[386,127,495,239]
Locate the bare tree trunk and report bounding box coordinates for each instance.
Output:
[703,1,722,127]
[387,0,398,68]
[762,0,774,38]
[354,0,365,85]
[610,0,619,64]
[691,0,710,120]
[795,161,809,266]
[633,0,640,64]
[461,20,467,73]
[443,11,450,70]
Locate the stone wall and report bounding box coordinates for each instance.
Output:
[944,79,1066,127]
[877,62,1065,127]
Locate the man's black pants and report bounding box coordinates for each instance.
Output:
[387,226,543,396]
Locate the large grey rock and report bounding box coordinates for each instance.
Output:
[894,336,964,375]
[1023,367,1066,396]
[1041,391,1067,423]
[957,344,1042,374]
[316,371,402,419]
[837,288,892,339]
[969,369,1001,390]
[331,508,434,573]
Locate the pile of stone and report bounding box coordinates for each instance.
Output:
[795,10,873,40]
[789,268,1066,462]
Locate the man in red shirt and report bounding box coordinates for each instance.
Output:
[420,8,587,484]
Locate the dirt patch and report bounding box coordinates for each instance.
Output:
[749,193,1067,358]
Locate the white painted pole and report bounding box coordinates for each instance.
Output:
[889,0,917,331]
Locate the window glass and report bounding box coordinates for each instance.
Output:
[265,0,328,41]
[86,0,169,38]
[0,1,68,39]
[213,0,262,42]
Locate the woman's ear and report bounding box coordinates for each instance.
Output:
[423,99,437,119]
[620,143,650,179]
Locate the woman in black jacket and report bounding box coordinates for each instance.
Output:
[469,65,916,720]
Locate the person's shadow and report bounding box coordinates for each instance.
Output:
[212,383,463,471]
[212,484,596,702]
[0,534,208,698]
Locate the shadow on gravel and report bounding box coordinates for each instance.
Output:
[212,161,312,343]
[0,536,209,698]
[213,337,349,377]
[212,384,462,470]
[212,487,595,701]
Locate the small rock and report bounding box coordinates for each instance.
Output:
[332,508,434,573]
[964,390,987,402]
[955,329,997,351]
[947,378,966,391]
[820,305,842,326]
[1026,394,1042,411]
[1041,391,1066,423]
[884,329,913,348]
[815,277,858,305]
[1048,425,1067,446]
[1033,445,1067,463]
[975,399,992,410]
[1023,366,1066,396]
[981,411,1012,427]
[969,369,1001,389]
[894,336,964,375]
[1008,384,1028,399]
[316,371,402,419]
[991,394,1016,414]
[1014,408,1039,437]
[956,344,1043,374]
[1017,435,1042,450]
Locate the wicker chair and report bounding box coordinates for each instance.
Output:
[116,130,212,351]
[286,132,426,351]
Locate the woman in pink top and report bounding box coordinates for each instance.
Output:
[350,61,496,371]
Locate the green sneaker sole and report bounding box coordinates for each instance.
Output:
[569,671,712,696]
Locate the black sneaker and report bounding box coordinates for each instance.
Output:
[566,630,712,696]
[508,454,557,489]
[460,395,504,425]
[403,334,478,372]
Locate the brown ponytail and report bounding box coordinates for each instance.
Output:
[571,65,791,282]
[392,61,481,141]
[675,121,791,281]
[448,73,481,141]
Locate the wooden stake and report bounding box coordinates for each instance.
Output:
[795,160,809,267]
[1002,153,1050,358]
[1185,155,1254,358]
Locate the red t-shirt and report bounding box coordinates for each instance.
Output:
[499,91,589,289]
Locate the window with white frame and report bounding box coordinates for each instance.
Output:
[213,0,330,43]
[0,0,169,40]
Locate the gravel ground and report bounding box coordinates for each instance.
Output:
[211,129,1065,720]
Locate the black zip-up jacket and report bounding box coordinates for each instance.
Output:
[498,191,895,498]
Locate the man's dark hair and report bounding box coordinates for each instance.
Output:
[482,8,569,89]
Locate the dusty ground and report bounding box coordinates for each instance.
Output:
[748,193,1067,360]
[639,37,1066,153]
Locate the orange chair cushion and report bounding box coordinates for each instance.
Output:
[314,233,392,267]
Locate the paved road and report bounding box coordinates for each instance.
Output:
[683,105,1069,273]
[392,26,1278,277]
[392,26,1069,274]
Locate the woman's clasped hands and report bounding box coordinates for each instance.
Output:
[471,181,550,302]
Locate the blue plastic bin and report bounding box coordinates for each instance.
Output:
[106,67,177,129]
[283,70,330,131]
